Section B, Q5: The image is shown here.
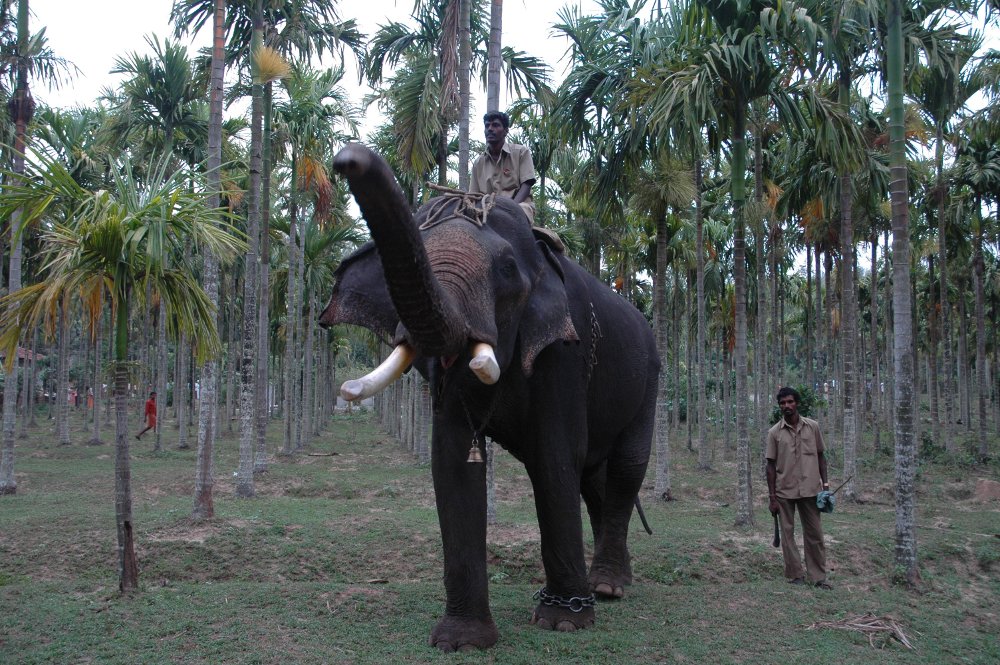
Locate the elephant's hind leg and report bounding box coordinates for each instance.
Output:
[588,388,655,599]
[588,457,648,598]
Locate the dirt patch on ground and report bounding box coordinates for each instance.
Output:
[145,518,253,544]
[488,522,540,546]
[974,478,1000,502]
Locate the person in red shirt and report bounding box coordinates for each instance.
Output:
[136,391,157,440]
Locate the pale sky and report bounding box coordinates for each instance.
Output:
[27,1,999,143]
[30,0,597,142]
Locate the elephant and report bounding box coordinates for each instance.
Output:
[319,144,659,652]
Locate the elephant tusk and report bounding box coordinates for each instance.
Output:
[340,344,415,402]
[468,343,500,385]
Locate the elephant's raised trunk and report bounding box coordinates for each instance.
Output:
[332,143,468,357]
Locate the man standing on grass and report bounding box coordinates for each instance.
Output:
[766,386,832,589]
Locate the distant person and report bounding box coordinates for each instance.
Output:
[470,111,537,223]
[766,386,832,589]
[136,391,157,440]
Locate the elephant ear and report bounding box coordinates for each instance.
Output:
[519,240,579,376]
[319,241,399,342]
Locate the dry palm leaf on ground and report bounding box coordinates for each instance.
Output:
[806,612,916,649]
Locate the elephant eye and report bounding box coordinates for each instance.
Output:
[498,256,518,280]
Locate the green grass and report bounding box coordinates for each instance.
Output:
[1,409,999,664]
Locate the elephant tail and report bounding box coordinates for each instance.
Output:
[634,497,653,535]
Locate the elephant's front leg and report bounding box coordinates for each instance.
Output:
[429,417,498,652]
[526,452,595,632]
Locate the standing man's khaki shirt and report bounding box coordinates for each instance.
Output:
[470,141,536,222]
[766,416,826,499]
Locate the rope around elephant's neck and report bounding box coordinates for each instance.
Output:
[420,184,497,229]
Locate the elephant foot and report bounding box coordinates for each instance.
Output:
[592,581,624,598]
[530,604,596,632]
[429,615,499,652]
[530,587,596,632]
[589,567,630,599]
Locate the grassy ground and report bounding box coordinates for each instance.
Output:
[1,408,999,664]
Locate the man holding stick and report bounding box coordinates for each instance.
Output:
[766,386,832,589]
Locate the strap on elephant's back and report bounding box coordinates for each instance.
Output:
[533,587,596,613]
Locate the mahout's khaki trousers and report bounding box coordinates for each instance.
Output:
[777,496,826,583]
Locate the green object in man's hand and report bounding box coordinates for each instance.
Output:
[816,490,835,513]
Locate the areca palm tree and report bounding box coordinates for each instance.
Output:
[272,62,357,452]
[1,0,74,494]
[801,0,884,503]
[886,0,917,587]
[174,0,363,492]
[110,34,206,453]
[110,35,206,155]
[953,118,1000,461]
[636,0,831,526]
[912,36,987,448]
[630,153,697,491]
[271,214,361,437]
[0,151,244,591]
[192,0,226,520]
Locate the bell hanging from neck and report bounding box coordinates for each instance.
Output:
[467,437,484,463]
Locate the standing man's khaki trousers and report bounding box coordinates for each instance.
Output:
[776,496,827,583]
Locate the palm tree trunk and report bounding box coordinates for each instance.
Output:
[973,205,988,460]
[752,126,769,478]
[193,0,225,521]
[284,152,299,455]
[457,0,471,188]
[236,0,264,498]
[815,245,824,397]
[871,230,881,453]
[294,223,306,452]
[302,298,315,443]
[672,268,681,430]
[226,272,237,434]
[113,298,139,592]
[911,256,921,448]
[883,230,894,433]
[418,378,431,462]
[888,0,919,586]
[21,324,39,435]
[732,102,753,528]
[255,79,273,474]
[686,272,694,452]
[935,124,954,447]
[928,254,940,450]
[806,242,813,389]
[722,333,731,453]
[839,97,858,500]
[88,320,103,445]
[958,293,970,430]
[486,0,502,112]
[653,213,671,500]
[57,301,70,446]
[695,158,709,471]
[177,334,189,449]
[154,300,166,452]
[0,0,32,493]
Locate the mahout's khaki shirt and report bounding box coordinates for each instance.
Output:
[766,416,826,499]
[470,141,536,219]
